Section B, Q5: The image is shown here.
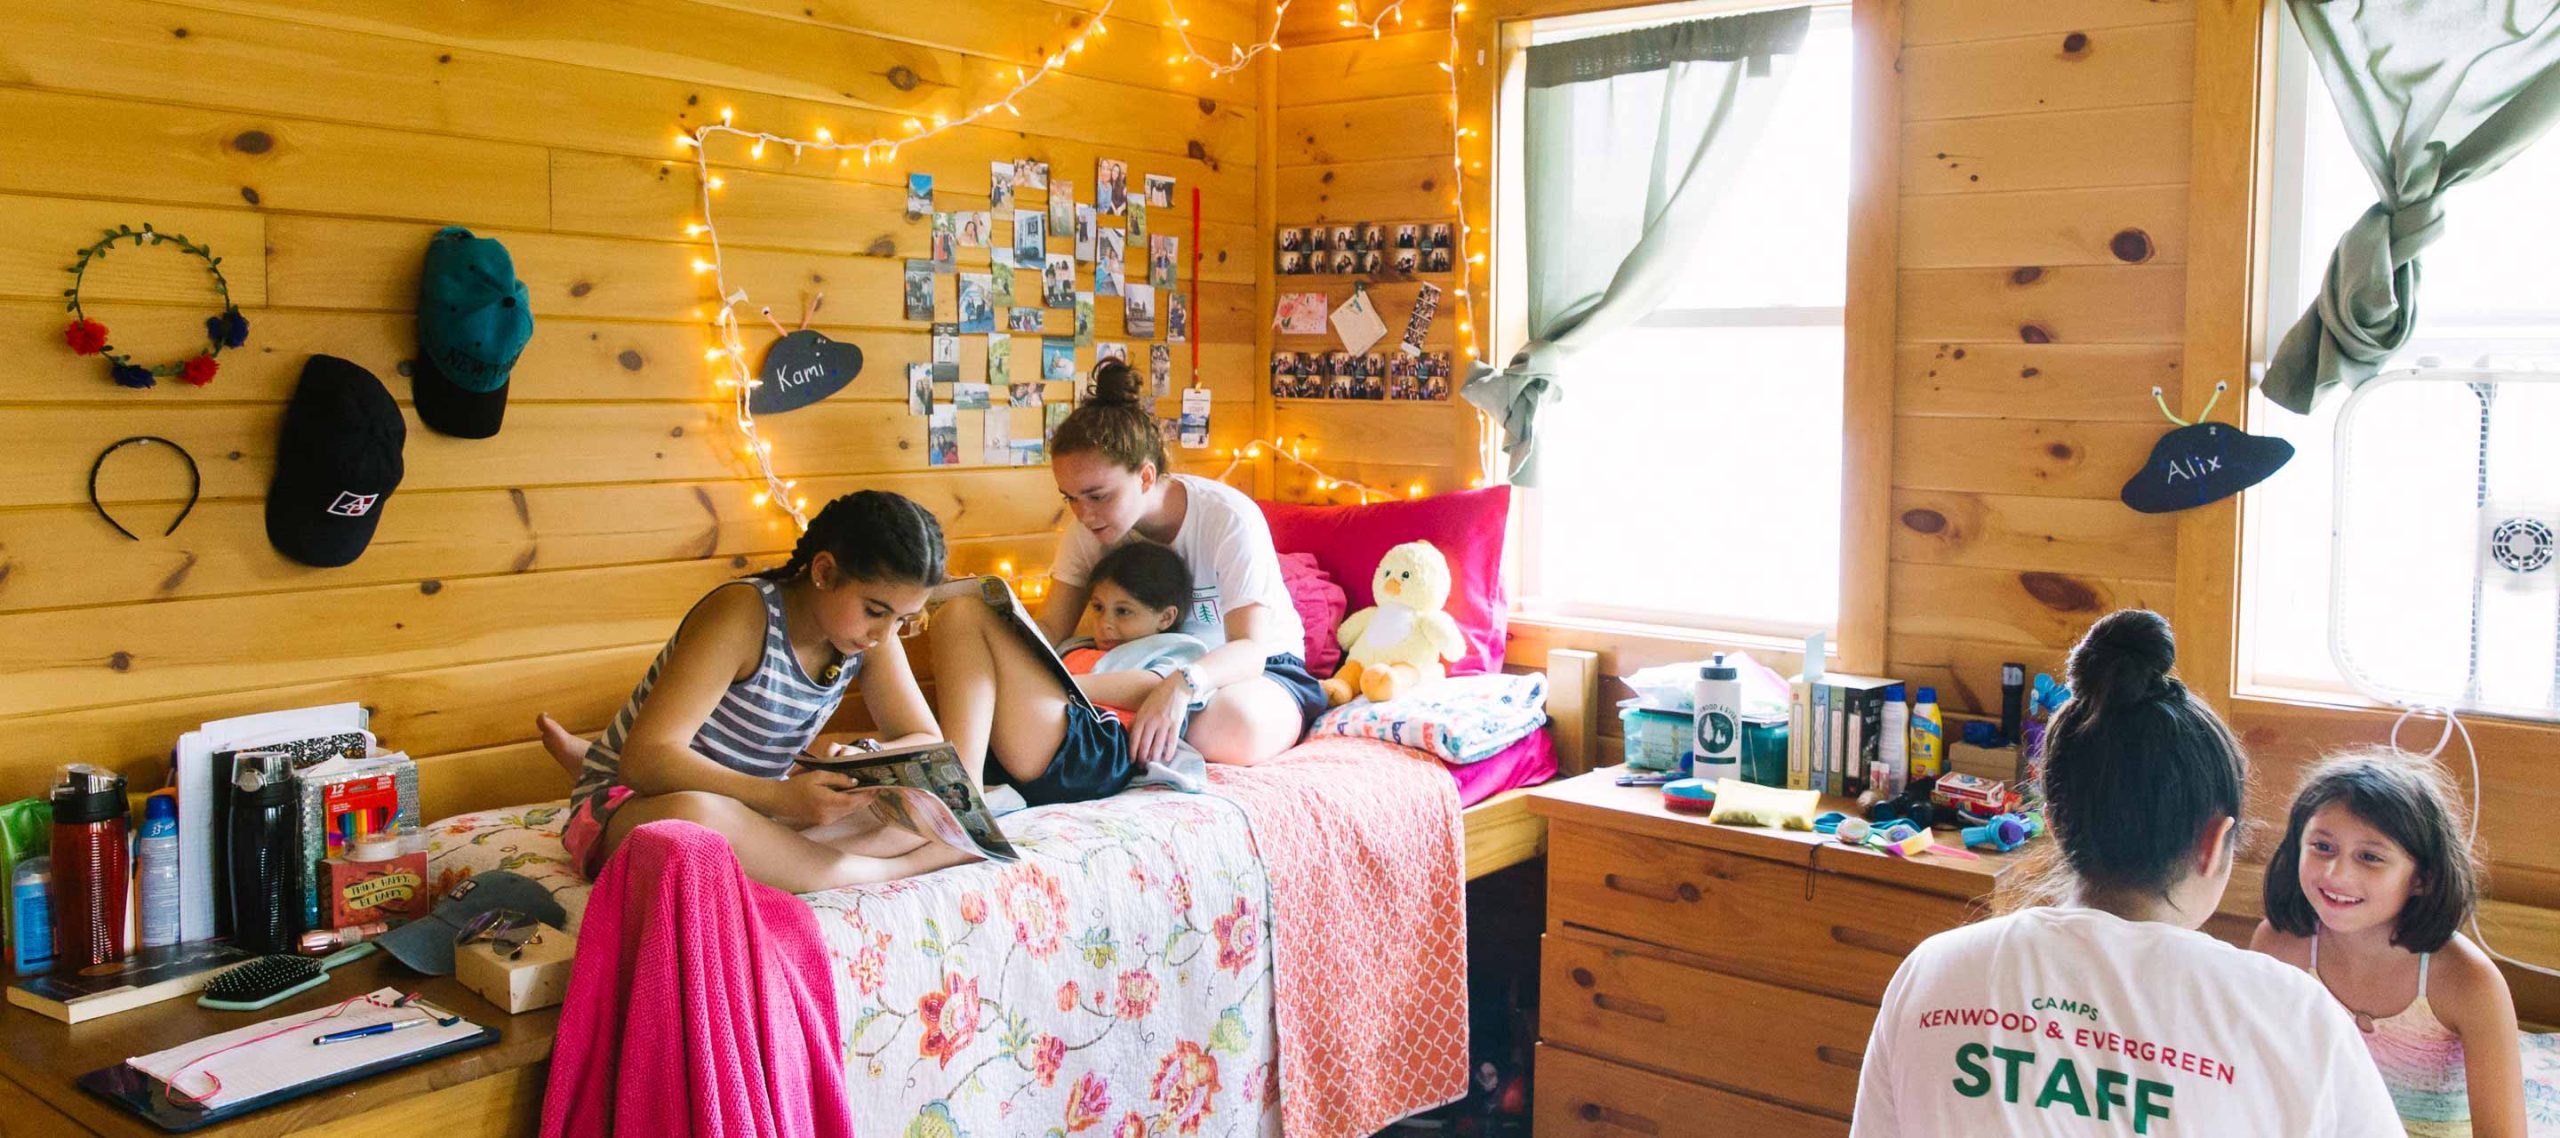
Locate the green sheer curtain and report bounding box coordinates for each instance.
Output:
[1461,6,1810,483]
[2262,0,2560,413]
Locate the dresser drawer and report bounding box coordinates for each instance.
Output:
[1547,822,1973,1002]
[1540,932,1874,1116]
[1535,1043,1849,1138]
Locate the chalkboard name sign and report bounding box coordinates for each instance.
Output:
[751,330,862,415]
[2120,422,2294,514]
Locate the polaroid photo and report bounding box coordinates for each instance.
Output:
[1129,198,1148,242]
[954,210,990,249]
[1043,253,1076,308]
[931,323,961,381]
[954,381,992,410]
[958,273,994,334]
[1124,283,1156,338]
[902,259,935,322]
[1009,306,1045,333]
[1048,180,1073,237]
[1145,174,1175,209]
[928,405,957,465]
[1150,343,1172,399]
[1041,336,1077,381]
[930,212,956,271]
[1074,204,1097,262]
[1095,158,1128,215]
[989,161,1015,212]
[1074,291,1095,346]
[907,362,934,415]
[1395,224,1419,250]
[1097,341,1129,365]
[983,404,1010,466]
[1011,435,1044,466]
[1393,249,1418,273]
[1015,158,1049,191]
[1096,228,1125,297]
[1166,292,1189,343]
[1010,381,1042,408]
[1013,209,1046,265]
[988,332,1012,386]
[905,173,933,220]
[1150,235,1177,290]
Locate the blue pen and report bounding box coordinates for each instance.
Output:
[313,1016,436,1046]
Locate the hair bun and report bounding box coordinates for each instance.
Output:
[1086,359,1143,407]
[2065,609,2177,708]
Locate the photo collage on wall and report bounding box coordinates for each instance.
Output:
[900,160,1201,462]
[1275,219,1453,276]
[1269,349,1454,401]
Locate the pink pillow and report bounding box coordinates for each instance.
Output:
[1277,552,1347,676]
[1257,485,1512,676]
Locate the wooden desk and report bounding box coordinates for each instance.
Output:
[1526,769,2028,1137]
[0,952,554,1137]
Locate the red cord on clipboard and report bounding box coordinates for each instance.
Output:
[162,992,404,1109]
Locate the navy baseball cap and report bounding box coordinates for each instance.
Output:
[379,870,569,976]
[414,226,532,439]
[266,355,405,568]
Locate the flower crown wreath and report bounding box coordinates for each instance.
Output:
[60,224,248,389]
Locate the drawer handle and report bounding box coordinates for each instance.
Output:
[1816,1045,1865,1070]
[1592,992,1669,1023]
[1576,1102,1662,1134]
[1830,924,1922,957]
[1602,873,1700,903]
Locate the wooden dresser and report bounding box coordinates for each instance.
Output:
[1525,769,2025,1136]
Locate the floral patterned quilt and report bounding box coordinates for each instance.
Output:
[429,787,1281,1138]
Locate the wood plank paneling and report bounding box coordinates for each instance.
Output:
[1900,185,2189,268]
[1890,488,2179,578]
[1895,342,2185,421]
[1903,103,2192,196]
[1898,264,2187,344]
[1901,0,2195,48]
[1892,416,2163,499]
[1277,95,1451,166]
[1274,157,1461,223]
[1902,21,2195,122]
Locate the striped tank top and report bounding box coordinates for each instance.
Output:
[570,578,861,810]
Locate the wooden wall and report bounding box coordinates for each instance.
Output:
[0,0,1264,818]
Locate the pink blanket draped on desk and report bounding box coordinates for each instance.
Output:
[540,820,856,1138]
[1209,736,1472,1137]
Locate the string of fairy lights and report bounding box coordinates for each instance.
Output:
[682,0,1485,530]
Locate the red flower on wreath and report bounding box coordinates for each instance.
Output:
[64,320,109,356]
[179,354,220,387]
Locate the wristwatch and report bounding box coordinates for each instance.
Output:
[1172,663,1216,710]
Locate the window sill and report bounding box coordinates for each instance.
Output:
[1503,611,1826,679]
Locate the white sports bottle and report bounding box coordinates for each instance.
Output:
[1691,655,1743,783]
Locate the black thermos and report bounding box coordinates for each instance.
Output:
[226,752,301,954]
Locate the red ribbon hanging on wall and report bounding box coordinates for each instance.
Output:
[1189,185,1202,382]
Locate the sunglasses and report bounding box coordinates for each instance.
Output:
[455,908,544,960]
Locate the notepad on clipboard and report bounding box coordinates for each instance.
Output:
[78,987,494,1130]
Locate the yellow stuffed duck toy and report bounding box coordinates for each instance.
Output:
[1322,540,1467,706]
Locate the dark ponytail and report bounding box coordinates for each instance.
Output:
[2033,609,2248,903]
[1049,358,1166,474]
[754,489,946,587]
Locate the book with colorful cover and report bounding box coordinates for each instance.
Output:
[8,940,253,1024]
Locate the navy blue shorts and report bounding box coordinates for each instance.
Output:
[995,699,1138,807]
[1260,653,1328,728]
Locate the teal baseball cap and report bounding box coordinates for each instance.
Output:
[414,226,532,439]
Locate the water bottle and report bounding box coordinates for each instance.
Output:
[137,790,181,949]
[11,857,53,975]
[49,763,130,969]
[1690,655,1743,784]
[227,752,302,954]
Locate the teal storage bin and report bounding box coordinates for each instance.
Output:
[1618,704,1692,772]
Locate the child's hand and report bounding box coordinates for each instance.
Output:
[1129,676,1189,767]
[772,768,864,826]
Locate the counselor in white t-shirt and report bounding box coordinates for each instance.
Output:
[1049,472,1306,653]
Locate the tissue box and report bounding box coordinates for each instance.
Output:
[456,922,575,1014]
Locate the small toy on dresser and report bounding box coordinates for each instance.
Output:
[1321,540,1466,706]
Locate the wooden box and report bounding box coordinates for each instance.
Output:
[456,923,575,1014]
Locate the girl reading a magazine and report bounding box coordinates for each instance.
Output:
[536,490,973,892]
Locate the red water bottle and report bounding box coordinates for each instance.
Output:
[50,764,130,968]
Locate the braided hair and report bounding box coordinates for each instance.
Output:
[1049,358,1166,475]
[752,490,946,587]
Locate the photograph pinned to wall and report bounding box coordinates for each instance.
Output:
[1124,283,1155,339]
[1096,229,1125,298]
[1419,351,1452,400]
[1395,224,1419,250]
[1277,249,1306,275]
[905,173,933,220]
[1422,245,1453,273]
[1326,351,1355,399]
[1129,197,1148,243]
[1386,353,1416,400]
[1013,209,1046,265]
[1399,282,1441,357]
[1011,434,1044,467]
[1360,223,1386,252]
[1179,387,1210,449]
[1074,292,1095,347]
[928,404,957,465]
[989,161,1015,212]
[1145,174,1175,209]
[1275,227,1306,274]
[903,259,936,321]
[930,212,956,272]
[1158,415,1179,449]
[1425,222,1452,249]
[988,332,1013,386]
[907,362,934,416]
[1095,158,1128,215]
[1274,292,1329,336]
[1009,307,1045,333]
[1042,254,1076,309]
[955,211,992,249]
[1015,158,1048,191]
[1166,292,1189,343]
[1074,205,1097,262]
[1044,400,1070,443]
[957,273,994,334]
[1048,180,1074,237]
[1333,248,1359,274]
[1359,250,1384,274]
[1331,225,1359,254]
[1149,343,1172,399]
[988,250,1015,306]
[1271,352,1297,399]
[983,404,1010,466]
[930,323,961,381]
[1096,341,1129,366]
[1040,336,1077,381]
[954,381,992,410]
[1009,381,1042,408]
[1392,249,1418,273]
[1149,236,1177,290]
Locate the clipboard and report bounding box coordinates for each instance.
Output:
[74,993,498,1132]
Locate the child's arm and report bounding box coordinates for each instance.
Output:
[2434,934,2526,1137]
[617,585,861,825]
[850,633,940,750]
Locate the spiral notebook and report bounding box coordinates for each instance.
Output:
[78,988,495,1131]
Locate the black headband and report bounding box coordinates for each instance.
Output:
[87,435,201,541]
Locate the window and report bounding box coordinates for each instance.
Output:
[2239,6,2560,699]
[1506,3,1853,640]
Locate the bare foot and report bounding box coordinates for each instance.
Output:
[535,713,591,779]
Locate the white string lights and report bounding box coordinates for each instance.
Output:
[682,0,1485,530]
[1213,437,1486,503]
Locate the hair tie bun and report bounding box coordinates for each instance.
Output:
[2065,609,2177,708]
[1085,359,1143,407]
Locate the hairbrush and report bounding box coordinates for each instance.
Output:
[198,942,376,1011]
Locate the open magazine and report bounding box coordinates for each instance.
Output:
[800,740,1020,863]
[931,574,1104,717]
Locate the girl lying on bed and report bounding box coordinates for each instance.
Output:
[533,489,979,893]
